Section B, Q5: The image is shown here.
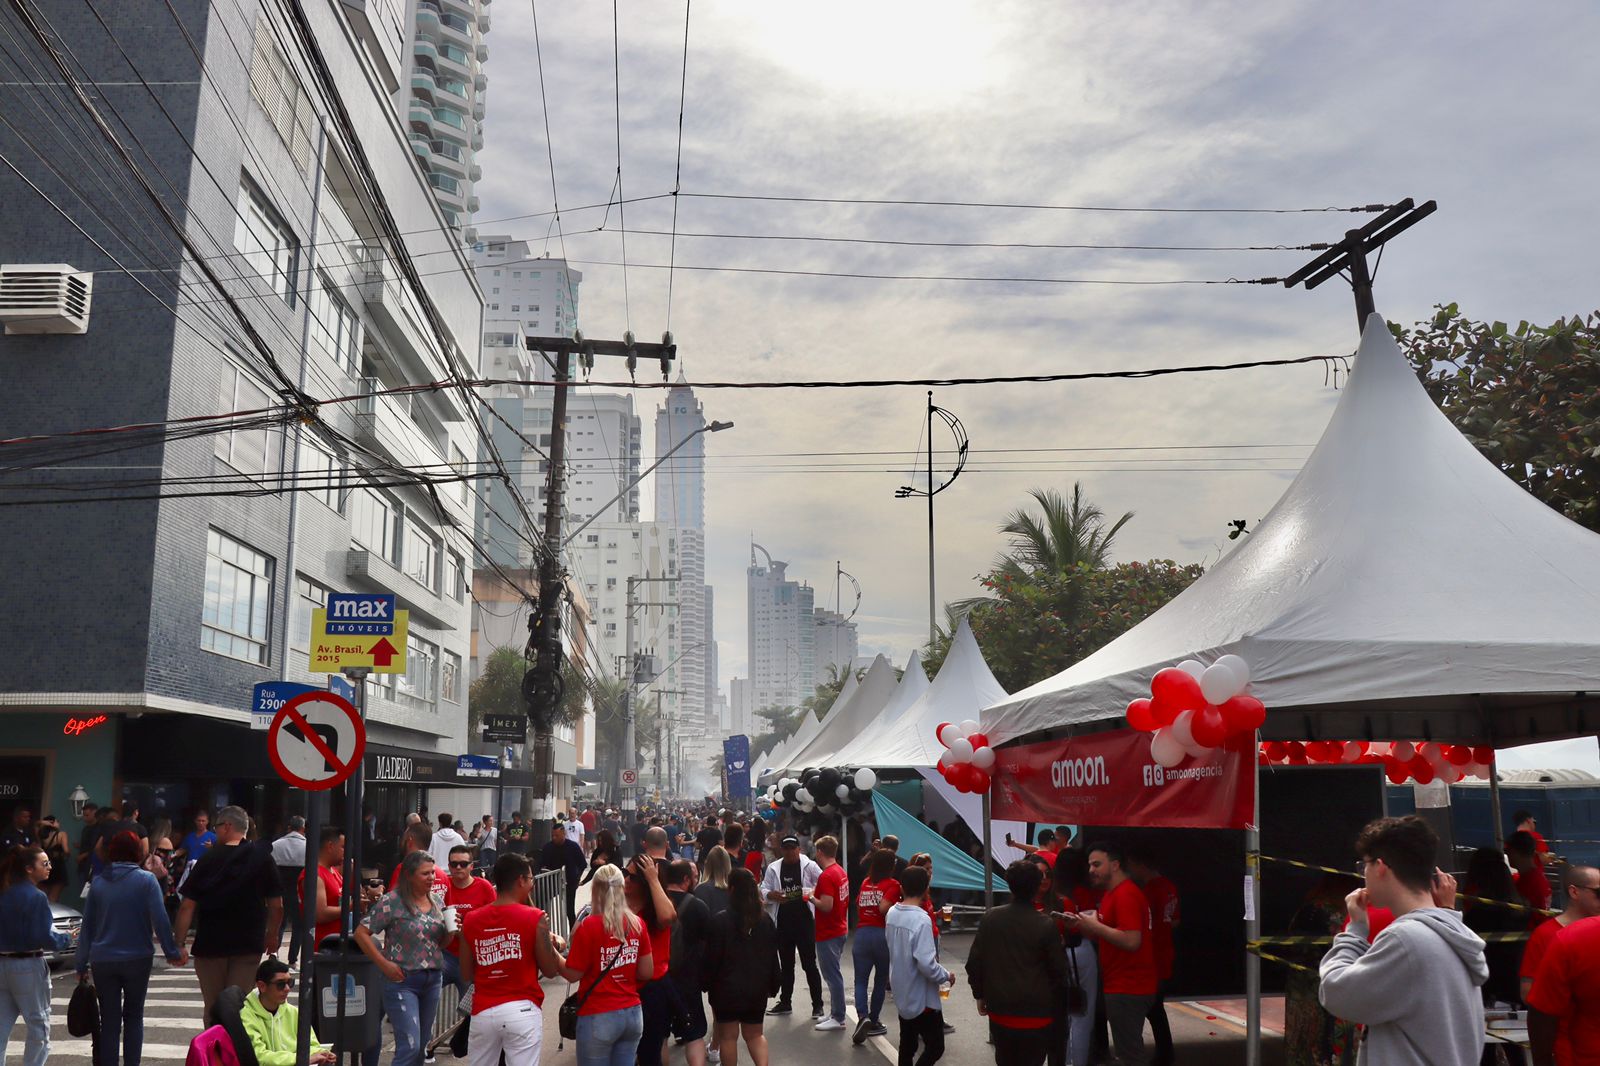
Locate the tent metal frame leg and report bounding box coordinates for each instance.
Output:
[1246,737,1262,1066]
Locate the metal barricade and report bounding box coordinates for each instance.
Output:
[534,867,571,940]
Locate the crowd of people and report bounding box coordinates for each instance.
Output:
[2,799,1596,1066]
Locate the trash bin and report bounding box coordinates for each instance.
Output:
[313,935,381,1051]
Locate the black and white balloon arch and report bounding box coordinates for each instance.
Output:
[764,766,877,831]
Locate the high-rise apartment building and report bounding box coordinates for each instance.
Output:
[405,0,491,232]
[813,609,860,684]
[747,545,817,713]
[0,0,492,848]
[472,239,582,360]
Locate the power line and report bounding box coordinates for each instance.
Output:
[677,192,1396,215]
[664,0,690,331]
[542,257,1286,287]
[610,0,631,332]
[627,226,1327,254]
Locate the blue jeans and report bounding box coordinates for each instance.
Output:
[441,952,467,996]
[91,957,152,1066]
[852,925,890,1025]
[817,936,846,1022]
[379,969,441,1066]
[0,956,52,1066]
[575,1005,643,1066]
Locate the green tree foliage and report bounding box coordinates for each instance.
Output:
[997,485,1133,578]
[468,647,592,737]
[1392,306,1600,532]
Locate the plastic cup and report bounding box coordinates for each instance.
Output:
[939,979,952,1000]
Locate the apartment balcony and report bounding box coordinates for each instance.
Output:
[436,43,472,77]
[408,105,435,137]
[431,139,465,165]
[433,78,469,108]
[468,163,481,182]
[408,134,432,163]
[428,172,462,196]
[413,39,438,64]
[352,251,469,424]
[345,548,459,631]
[410,70,436,101]
[430,148,466,178]
[473,72,487,92]
[415,1,441,34]
[475,41,488,61]
[431,108,469,146]
[478,11,490,31]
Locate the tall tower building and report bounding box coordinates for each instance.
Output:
[747,545,816,712]
[654,378,712,764]
[405,0,491,233]
[813,609,859,683]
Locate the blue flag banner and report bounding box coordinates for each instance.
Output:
[724,735,752,798]
[870,789,995,893]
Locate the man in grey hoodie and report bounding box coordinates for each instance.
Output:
[1319,815,1488,1066]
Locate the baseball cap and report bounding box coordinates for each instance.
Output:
[781,835,800,847]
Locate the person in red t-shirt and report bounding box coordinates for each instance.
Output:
[811,835,851,1031]
[1527,913,1600,1066]
[557,863,654,1062]
[459,853,564,1066]
[1507,831,1553,923]
[297,826,349,955]
[1128,847,1180,1066]
[389,823,451,894]
[624,846,678,1066]
[1521,866,1599,1043]
[440,844,496,995]
[1069,842,1157,1066]
[1005,826,1064,868]
[1512,811,1551,861]
[851,846,902,1042]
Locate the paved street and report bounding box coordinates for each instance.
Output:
[16,933,1291,1066]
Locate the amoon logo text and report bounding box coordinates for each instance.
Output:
[1051,755,1108,789]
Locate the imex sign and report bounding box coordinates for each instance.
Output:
[311,593,409,674]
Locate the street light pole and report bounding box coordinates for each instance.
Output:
[896,396,969,649]
[564,419,733,549]
[925,392,935,648]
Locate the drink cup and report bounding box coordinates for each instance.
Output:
[939,979,952,1000]
[941,904,954,923]
[442,905,459,934]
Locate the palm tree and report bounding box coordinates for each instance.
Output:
[996,483,1133,579]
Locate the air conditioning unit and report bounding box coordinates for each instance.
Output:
[0,265,92,334]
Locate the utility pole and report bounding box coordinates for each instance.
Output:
[1283,198,1436,334]
[618,576,680,815]
[896,396,968,648]
[523,332,675,845]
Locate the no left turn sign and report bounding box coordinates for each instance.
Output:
[268,691,366,791]
[620,768,639,786]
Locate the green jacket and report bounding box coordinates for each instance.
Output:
[240,988,331,1066]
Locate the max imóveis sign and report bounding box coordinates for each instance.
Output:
[991,729,1255,830]
[310,593,409,674]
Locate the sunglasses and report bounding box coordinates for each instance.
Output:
[448,860,473,869]
[268,978,294,990]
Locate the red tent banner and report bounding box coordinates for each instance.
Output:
[992,729,1256,830]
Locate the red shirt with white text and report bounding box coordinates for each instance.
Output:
[856,877,902,928]
[566,913,646,1015]
[461,903,546,1011]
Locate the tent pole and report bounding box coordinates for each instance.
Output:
[982,788,994,912]
[1246,734,1262,1066]
[1488,753,1504,851]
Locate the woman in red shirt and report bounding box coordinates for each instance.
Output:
[625,855,678,1066]
[850,847,902,1042]
[557,863,654,1066]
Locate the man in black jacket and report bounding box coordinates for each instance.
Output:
[966,860,1067,1066]
[666,860,712,1066]
[535,822,585,926]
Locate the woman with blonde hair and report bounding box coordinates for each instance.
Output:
[695,845,733,915]
[558,863,654,1066]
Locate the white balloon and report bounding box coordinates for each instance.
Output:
[971,745,996,770]
[854,767,877,790]
[1342,741,1363,763]
[1178,659,1207,680]
[795,787,812,804]
[947,738,975,763]
[1391,741,1415,762]
[1151,729,1186,768]
[1472,765,1492,781]
[1368,742,1391,757]
[1440,765,1463,785]
[1214,653,1251,688]
[1170,709,1197,748]
[1200,663,1242,705]
[959,719,981,736]
[836,783,850,800]
[797,800,815,812]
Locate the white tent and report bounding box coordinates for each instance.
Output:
[835,619,1006,768]
[876,651,931,727]
[751,672,857,789]
[983,316,1600,747]
[782,655,897,769]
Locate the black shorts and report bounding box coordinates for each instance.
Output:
[671,982,708,1041]
[710,1004,765,1027]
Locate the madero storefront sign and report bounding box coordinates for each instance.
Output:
[992,729,1255,830]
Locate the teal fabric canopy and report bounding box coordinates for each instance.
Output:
[870,789,994,893]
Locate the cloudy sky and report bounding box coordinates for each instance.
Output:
[476,2,1600,772]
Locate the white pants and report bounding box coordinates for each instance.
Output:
[468,999,542,1066]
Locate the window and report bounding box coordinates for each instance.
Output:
[350,487,397,560]
[202,529,274,664]
[512,271,521,278]
[450,444,469,505]
[488,303,498,310]
[309,273,361,373]
[234,178,297,303]
[510,305,520,312]
[292,575,329,649]
[398,634,438,706]
[447,550,466,602]
[403,519,441,591]
[214,362,283,474]
[247,17,314,172]
[299,439,342,511]
[442,651,462,703]
[492,287,499,294]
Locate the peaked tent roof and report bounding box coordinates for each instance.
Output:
[984,316,1600,747]
[878,651,931,726]
[836,618,1008,768]
[783,655,898,769]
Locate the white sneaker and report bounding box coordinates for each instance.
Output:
[814,1017,846,1032]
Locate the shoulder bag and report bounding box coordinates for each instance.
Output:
[558,922,627,1042]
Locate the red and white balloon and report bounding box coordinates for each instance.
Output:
[1126,654,1265,769]
[1256,739,1494,784]
[934,718,993,794]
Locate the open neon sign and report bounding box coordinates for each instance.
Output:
[63,715,109,737]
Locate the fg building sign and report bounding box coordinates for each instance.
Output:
[311,593,409,674]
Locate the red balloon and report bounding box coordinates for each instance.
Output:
[934,722,955,747]
[1409,756,1435,785]
[1305,741,1331,763]
[1126,699,1158,733]
[970,769,991,794]
[1191,706,1228,748]
[1261,740,1288,761]
[967,732,989,750]
[1150,668,1204,721]
[1359,753,1385,765]
[1445,745,1472,767]
[1286,741,1307,761]
[1258,752,1272,766]
[1386,761,1409,785]
[1220,694,1267,734]
[1472,745,1494,765]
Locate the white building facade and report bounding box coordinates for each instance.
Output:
[747,546,817,713]
[404,0,491,232]
[813,609,860,684]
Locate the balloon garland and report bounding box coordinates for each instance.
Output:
[933,718,995,794]
[762,766,878,834]
[1125,655,1265,769]
[1257,740,1494,784]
